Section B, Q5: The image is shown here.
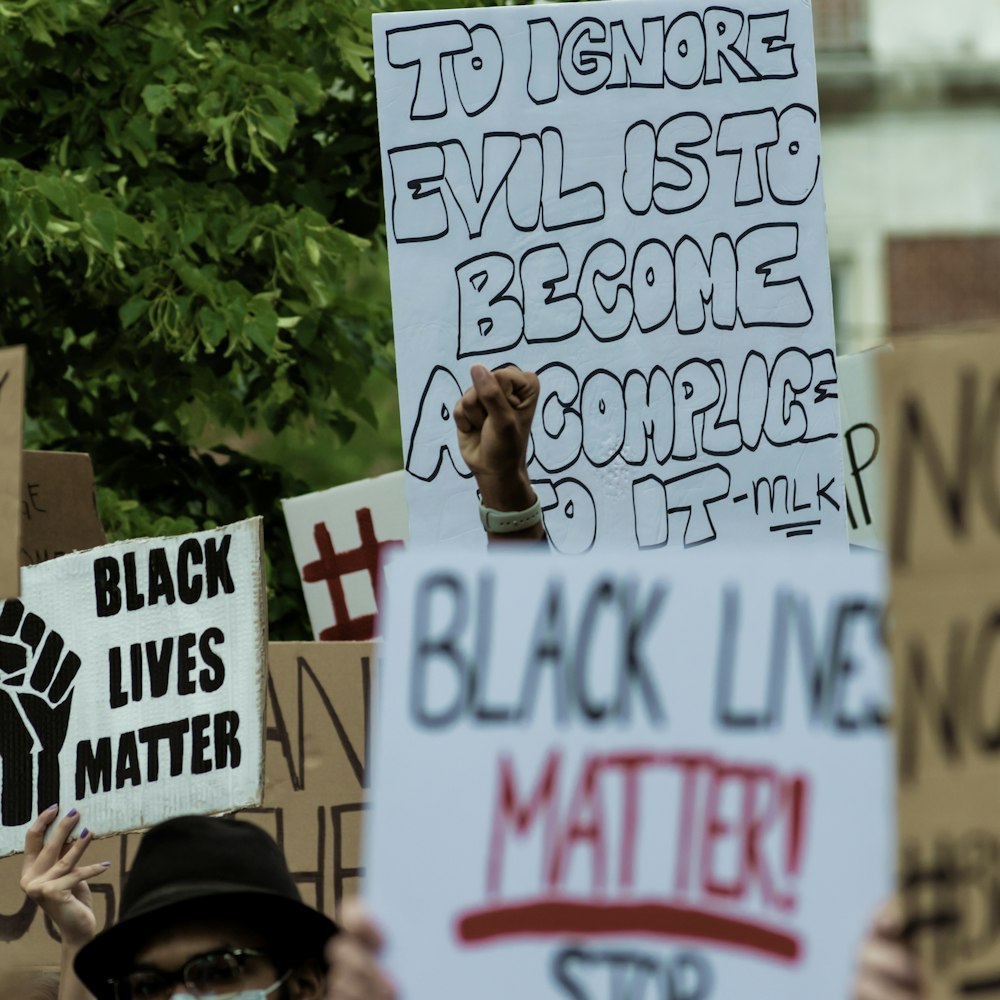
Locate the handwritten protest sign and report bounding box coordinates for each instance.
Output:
[367,547,892,998]
[0,641,373,968]
[0,519,267,858]
[20,451,107,566]
[838,347,888,549]
[283,471,407,640]
[0,347,26,599]
[374,0,846,553]
[879,330,1000,998]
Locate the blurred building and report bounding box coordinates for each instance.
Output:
[817,0,1000,351]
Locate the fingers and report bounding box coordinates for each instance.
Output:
[453,385,488,435]
[22,803,60,867]
[873,897,904,939]
[495,367,540,411]
[45,859,109,897]
[470,364,514,420]
[22,821,94,894]
[857,937,920,990]
[327,901,396,1000]
[339,898,384,951]
[853,899,923,1000]
[23,807,88,888]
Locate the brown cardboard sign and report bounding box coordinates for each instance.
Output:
[0,347,26,600]
[879,330,1000,998]
[0,641,372,970]
[20,452,106,566]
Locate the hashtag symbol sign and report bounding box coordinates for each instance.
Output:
[301,508,402,641]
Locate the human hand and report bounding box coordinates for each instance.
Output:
[326,899,397,1000]
[453,364,539,512]
[20,806,107,950]
[853,899,923,1000]
[0,600,82,826]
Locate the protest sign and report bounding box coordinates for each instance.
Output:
[374,0,847,553]
[0,640,373,969]
[20,451,107,566]
[0,346,26,599]
[838,347,888,549]
[879,330,1000,998]
[0,518,267,858]
[282,471,407,640]
[367,547,892,999]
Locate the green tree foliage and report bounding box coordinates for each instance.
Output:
[0,0,469,637]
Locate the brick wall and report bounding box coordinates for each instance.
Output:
[888,235,1000,334]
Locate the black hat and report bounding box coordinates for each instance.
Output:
[75,815,338,1000]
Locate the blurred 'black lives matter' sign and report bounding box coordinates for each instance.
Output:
[880,329,1000,999]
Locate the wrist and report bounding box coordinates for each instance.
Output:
[475,469,535,512]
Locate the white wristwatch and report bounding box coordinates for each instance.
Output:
[479,496,543,533]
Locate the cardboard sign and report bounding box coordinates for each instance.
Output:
[0,641,372,969]
[367,547,892,998]
[838,348,888,549]
[0,347,26,599]
[20,452,107,566]
[374,1,847,553]
[282,471,408,640]
[0,519,267,858]
[879,330,1000,998]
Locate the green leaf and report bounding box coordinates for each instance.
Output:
[85,206,117,254]
[119,296,151,329]
[244,296,279,355]
[141,84,176,115]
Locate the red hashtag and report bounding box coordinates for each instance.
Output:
[302,508,401,641]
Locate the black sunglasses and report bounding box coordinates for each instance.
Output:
[109,946,272,999]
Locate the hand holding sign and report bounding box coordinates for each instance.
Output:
[0,600,81,828]
[20,806,103,950]
[852,900,923,1000]
[326,899,398,1000]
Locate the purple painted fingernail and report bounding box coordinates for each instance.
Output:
[80,828,89,838]
[100,861,111,868]
[45,803,58,812]
[67,808,78,818]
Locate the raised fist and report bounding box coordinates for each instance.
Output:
[0,600,81,827]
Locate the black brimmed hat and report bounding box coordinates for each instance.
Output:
[75,815,338,1000]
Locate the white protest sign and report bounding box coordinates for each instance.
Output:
[282,471,408,641]
[0,518,267,857]
[367,547,892,999]
[838,347,888,550]
[374,0,847,553]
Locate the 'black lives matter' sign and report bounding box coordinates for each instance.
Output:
[0,518,267,857]
[375,0,847,553]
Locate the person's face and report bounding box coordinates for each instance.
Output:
[125,920,285,998]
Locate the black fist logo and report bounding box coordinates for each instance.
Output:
[0,601,81,826]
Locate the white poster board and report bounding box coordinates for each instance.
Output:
[374,0,847,553]
[367,547,892,999]
[282,471,408,640]
[0,518,267,856]
[837,347,888,549]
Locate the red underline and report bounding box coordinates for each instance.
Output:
[455,900,801,963]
